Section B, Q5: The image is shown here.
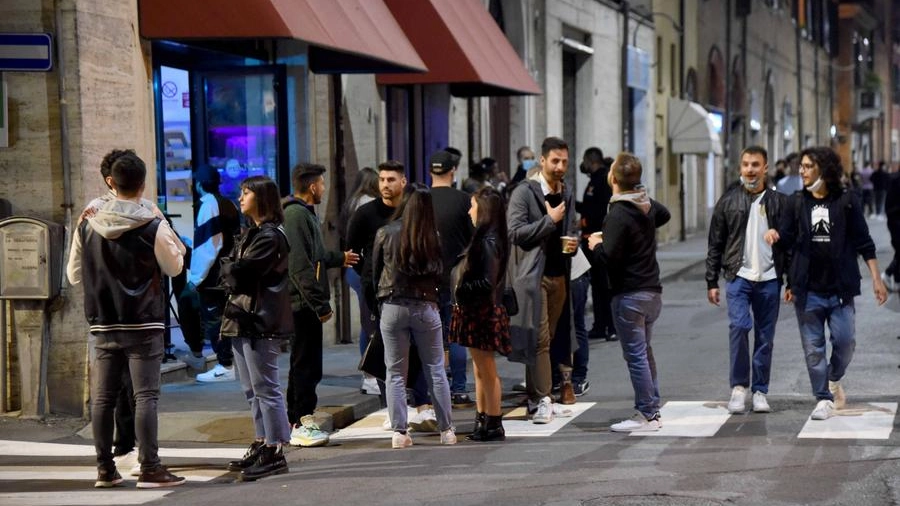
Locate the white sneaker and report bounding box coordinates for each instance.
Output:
[727,386,747,413]
[811,399,835,420]
[752,391,771,413]
[408,408,438,433]
[196,364,235,382]
[391,431,412,449]
[532,396,554,424]
[113,450,140,476]
[361,375,381,395]
[610,412,662,432]
[289,415,330,447]
[828,381,846,409]
[440,428,457,445]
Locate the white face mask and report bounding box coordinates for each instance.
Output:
[805,177,824,193]
[740,176,761,191]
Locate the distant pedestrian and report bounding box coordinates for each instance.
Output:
[765,146,887,421]
[776,153,802,195]
[578,146,616,342]
[188,165,241,383]
[588,152,670,433]
[450,186,511,441]
[373,185,457,448]
[219,176,294,480]
[67,151,187,488]
[872,161,888,219]
[428,150,475,406]
[511,145,537,185]
[706,146,789,414]
[283,163,358,448]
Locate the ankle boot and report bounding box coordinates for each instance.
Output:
[465,412,487,441]
[228,440,264,471]
[481,415,506,442]
[240,444,288,481]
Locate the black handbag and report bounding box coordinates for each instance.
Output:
[358,329,386,381]
[502,286,519,316]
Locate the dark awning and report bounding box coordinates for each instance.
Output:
[376,0,542,96]
[138,0,427,74]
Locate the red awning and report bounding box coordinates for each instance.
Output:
[376,0,541,96]
[138,0,426,74]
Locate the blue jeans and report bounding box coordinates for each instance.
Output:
[795,292,856,401]
[380,299,453,432]
[725,277,779,393]
[439,288,468,394]
[346,268,376,357]
[232,337,292,445]
[611,291,662,419]
[571,273,590,383]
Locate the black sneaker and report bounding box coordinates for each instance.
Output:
[136,466,186,489]
[95,465,123,488]
[228,440,264,471]
[240,445,288,481]
[573,380,590,396]
[451,393,473,405]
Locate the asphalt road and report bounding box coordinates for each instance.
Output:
[1,243,899,506]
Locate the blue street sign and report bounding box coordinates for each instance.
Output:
[0,34,53,72]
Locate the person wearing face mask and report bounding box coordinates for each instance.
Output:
[511,145,538,185]
[578,147,617,343]
[706,146,790,415]
[765,146,887,421]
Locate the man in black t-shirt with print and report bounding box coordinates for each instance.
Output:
[429,149,475,405]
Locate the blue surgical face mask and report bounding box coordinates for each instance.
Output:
[522,159,537,171]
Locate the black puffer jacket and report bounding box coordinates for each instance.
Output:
[372,220,441,303]
[219,222,294,339]
[706,185,789,290]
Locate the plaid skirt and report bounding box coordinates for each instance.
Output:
[449,303,511,355]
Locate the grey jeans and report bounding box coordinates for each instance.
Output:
[91,331,163,471]
[380,299,453,432]
[232,337,292,444]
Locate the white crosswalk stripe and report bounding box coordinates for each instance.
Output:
[797,402,898,439]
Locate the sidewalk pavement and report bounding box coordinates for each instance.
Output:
[48,217,900,444]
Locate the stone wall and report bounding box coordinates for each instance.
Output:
[0,0,156,416]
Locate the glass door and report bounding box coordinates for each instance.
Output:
[194,68,288,201]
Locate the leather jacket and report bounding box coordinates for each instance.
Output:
[452,231,506,306]
[219,223,294,339]
[372,220,441,304]
[706,185,789,290]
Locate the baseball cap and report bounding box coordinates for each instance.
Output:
[430,150,460,174]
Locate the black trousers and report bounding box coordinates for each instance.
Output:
[589,261,615,337]
[286,307,322,424]
[112,365,135,456]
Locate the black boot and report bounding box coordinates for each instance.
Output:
[480,415,506,442]
[227,440,264,471]
[240,445,288,481]
[465,412,486,441]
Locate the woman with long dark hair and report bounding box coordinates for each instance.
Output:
[450,186,511,441]
[219,176,294,480]
[372,185,456,448]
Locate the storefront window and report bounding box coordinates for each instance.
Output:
[160,66,192,203]
[204,73,278,201]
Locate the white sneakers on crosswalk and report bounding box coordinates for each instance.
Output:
[727,386,746,413]
[811,399,835,420]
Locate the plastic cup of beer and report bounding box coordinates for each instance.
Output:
[561,235,578,254]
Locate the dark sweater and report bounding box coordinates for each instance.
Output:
[347,198,397,310]
[593,196,671,295]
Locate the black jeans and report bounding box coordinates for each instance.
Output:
[200,289,232,366]
[92,331,163,472]
[112,365,135,456]
[589,261,615,337]
[287,307,322,424]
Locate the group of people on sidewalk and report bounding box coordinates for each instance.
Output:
[66,137,890,491]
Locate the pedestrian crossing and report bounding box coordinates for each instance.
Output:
[0,442,245,506]
[331,400,898,441]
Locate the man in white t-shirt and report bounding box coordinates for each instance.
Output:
[706,146,790,414]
